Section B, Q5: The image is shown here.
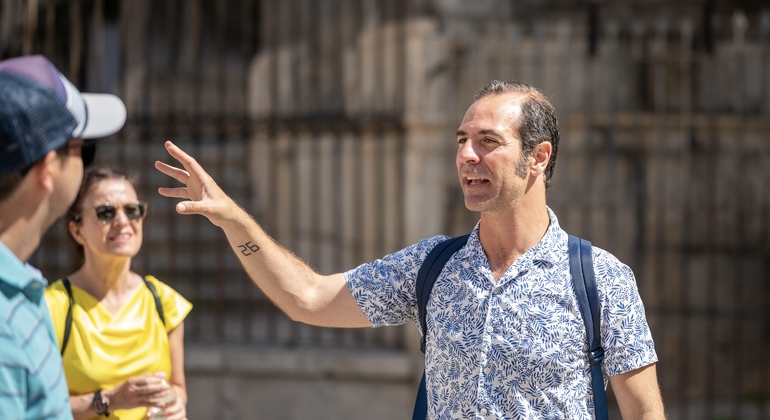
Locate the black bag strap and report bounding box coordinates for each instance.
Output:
[60,277,165,356]
[568,234,608,420]
[412,234,607,420]
[61,278,74,356]
[143,278,166,326]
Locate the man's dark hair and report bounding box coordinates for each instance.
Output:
[473,80,560,189]
[0,171,24,202]
[0,145,73,202]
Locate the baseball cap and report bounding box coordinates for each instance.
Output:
[0,55,126,174]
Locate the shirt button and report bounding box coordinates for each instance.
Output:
[486,326,493,333]
[480,408,488,416]
[484,367,490,374]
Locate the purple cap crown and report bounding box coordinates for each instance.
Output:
[0,55,126,174]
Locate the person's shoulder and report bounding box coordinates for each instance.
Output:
[43,279,70,313]
[589,244,634,279]
[44,279,68,298]
[143,274,182,297]
[143,274,163,286]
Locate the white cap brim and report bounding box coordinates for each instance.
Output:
[59,74,126,139]
[80,93,127,139]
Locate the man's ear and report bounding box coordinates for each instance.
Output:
[31,150,60,193]
[530,141,552,176]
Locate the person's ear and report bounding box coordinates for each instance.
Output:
[529,141,552,176]
[30,150,60,193]
[68,220,86,246]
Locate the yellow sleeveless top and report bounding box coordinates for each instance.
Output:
[45,275,192,420]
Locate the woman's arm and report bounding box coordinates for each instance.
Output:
[159,322,188,420]
[69,374,170,420]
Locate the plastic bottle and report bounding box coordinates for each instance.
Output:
[146,406,166,420]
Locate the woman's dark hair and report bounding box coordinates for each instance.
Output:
[473,80,560,189]
[66,166,138,263]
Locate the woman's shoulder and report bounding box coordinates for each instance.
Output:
[44,279,70,314]
[45,278,69,299]
[142,274,176,295]
[141,274,189,305]
[142,275,192,328]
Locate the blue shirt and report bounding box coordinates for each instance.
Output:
[345,208,657,419]
[0,241,73,420]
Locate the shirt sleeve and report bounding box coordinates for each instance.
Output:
[344,235,447,328]
[144,276,192,333]
[594,249,658,376]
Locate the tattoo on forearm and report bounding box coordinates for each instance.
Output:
[238,241,260,256]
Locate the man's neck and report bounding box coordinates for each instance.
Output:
[478,203,550,281]
[0,216,43,263]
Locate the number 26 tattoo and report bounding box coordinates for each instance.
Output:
[238,241,260,256]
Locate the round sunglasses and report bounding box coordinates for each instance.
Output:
[77,202,149,224]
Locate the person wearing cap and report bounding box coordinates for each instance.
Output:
[0,55,125,419]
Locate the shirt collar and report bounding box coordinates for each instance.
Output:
[459,206,565,269]
[0,241,46,304]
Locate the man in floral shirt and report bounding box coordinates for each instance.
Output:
[158,80,665,419]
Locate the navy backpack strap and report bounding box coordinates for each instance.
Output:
[568,235,608,420]
[413,234,469,420]
[61,278,74,356]
[412,372,428,420]
[416,234,469,353]
[143,278,166,326]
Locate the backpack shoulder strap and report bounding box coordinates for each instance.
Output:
[61,278,74,356]
[413,234,469,420]
[567,234,608,420]
[416,234,469,353]
[143,278,166,327]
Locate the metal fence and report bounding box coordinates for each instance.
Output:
[4,0,770,417]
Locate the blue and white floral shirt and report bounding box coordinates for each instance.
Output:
[345,208,657,419]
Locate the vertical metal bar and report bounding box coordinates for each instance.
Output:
[602,20,619,253]
[651,15,671,410]
[760,10,770,414]
[69,0,82,81]
[629,19,646,299]
[580,15,598,237]
[703,18,719,418]
[212,0,227,342]
[730,12,747,418]
[91,0,104,92]
[239,0,255,344]
[677,17,694,419]
[759,9,770,413]
[187,0,203,340]
[23,0,36,55]
[262,0,280,344]
[532,21,544,87]
[44,0,55,59]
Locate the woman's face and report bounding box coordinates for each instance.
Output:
[69,178,145,261]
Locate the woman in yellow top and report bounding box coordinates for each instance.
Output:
[45,166,192,420]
